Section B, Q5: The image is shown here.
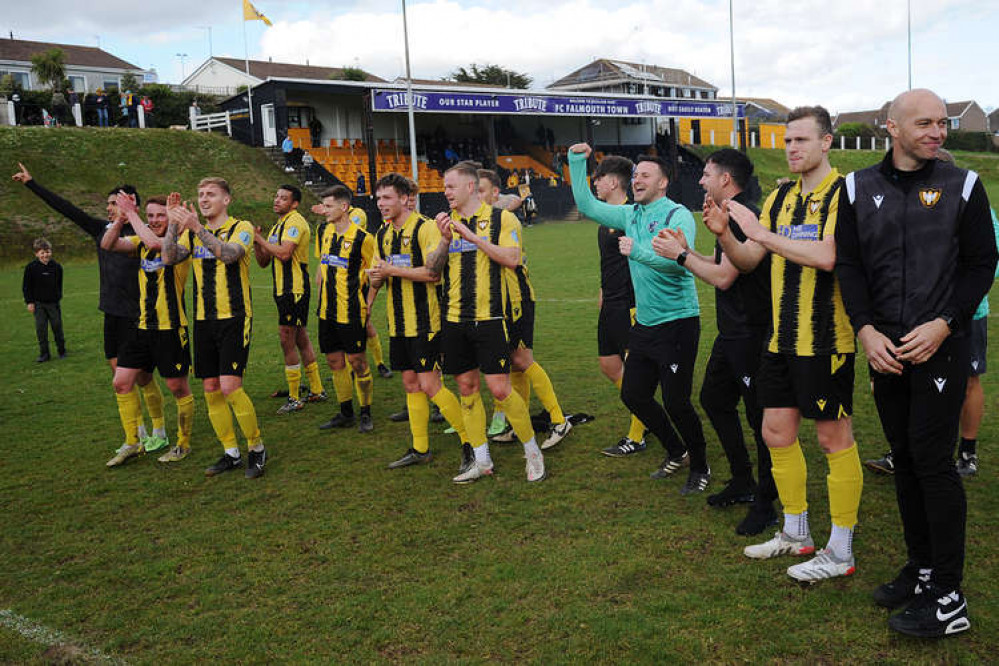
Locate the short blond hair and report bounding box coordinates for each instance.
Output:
[198,177,231,195]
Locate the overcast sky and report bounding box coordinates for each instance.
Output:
[5,0,996,114]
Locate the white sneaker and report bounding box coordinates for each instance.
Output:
[787,549,856,583]
[106,443,142,467]
[491,427,517,443]
[526,451,546,482]
[452,461,494,484]
[744,531,816,560]
[541,419,572,450]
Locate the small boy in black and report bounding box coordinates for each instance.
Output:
[22,238,66,362]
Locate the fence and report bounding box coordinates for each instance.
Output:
[189,109,233,135]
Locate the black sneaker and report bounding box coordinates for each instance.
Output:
[358,413,374,433]
[865,451,895,475]
[388,448,432,469]
[389,407,409,423]
[245,448,267,479]
[736,503,780,536]
[650,451,689,479]
[873,566,931,609]
[457,442,474,476]
[58,349,67,359]
[205,453,242,477]
[36,353,51,363]
[319,413,355,430]
[888,584,970,638]
[377,363,393,379]
[602,437,647,457]
[680,468,711,495]
[956,452,978,477]
[430,404,445,423]
[707,478,756,507]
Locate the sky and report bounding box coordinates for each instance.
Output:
[4,0,996,114]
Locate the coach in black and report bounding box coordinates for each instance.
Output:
[835,89,996,638]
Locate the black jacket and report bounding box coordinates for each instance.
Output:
[22,258,63,304]
[835,151,996,340]
[25,179,139,319]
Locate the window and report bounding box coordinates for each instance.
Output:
[103,78,119,91]
[950,118,960,130]
[0,70,31,89]
[683,88,692,98]
[68,75,85,93]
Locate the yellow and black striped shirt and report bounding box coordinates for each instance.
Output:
[443,202,520,323]
[127,232,192,330]
[761,169,855,356]
[190,217,255,321]
[268,210,310,297]
[317,222,375,324]
[315,207,369,258]
[504,233,536,322]
[375,211,442,337]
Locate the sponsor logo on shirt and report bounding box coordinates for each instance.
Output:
[389,254,412,267]
[449,239,478,253]
[777,224,820,241]
[321,254,349,269]
[141,257,164,272]
[193,246,216,259]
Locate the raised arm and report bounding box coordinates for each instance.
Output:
[426,213,454,277]
[117,192,161,250]
[100,217,138,254]
[14,163,106,239]
[162,193,192,265]
[567,146,630,230]
[722,200,774,272]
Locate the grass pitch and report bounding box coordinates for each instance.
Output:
[1,217,996,663]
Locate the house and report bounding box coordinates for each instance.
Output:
[989,108,999,134]
[945,101,987,132]
[182,57,384,96]
[0,37,154,92]
[740,97,791,123]
[547,58,718,100]
[833,102,891,130]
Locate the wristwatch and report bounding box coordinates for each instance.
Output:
[676,250,689,266]
[941,314,957,332]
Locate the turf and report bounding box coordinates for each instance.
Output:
[1,214,997,663]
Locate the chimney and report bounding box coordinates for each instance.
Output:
[268,56,272,62]
[306,59,310,66]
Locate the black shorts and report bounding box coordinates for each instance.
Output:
[508,299,535,350]
[442,320,510,375]
[968,318,987,376]
[598,304,634,357]
[390,333,441,373]
[275,292,309,328]
[118,328,191,378]
[193,317,252,379]
[757,351,855,420]
[318,318,366,355]
[103,313,139,360]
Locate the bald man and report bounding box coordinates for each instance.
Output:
[836,89,996,638]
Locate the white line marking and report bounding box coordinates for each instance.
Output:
[0,608,125,664]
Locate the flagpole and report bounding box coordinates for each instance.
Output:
[242,12,255,127]
[401,0,419,201]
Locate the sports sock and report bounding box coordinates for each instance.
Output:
[406,392,430,453]
[225,388,262,447]
[225,447,241,459]
[510,370,531,404]
[367,331,384,366]
[524,361,564,424]
[783,511,810,541]
[140,380,166,432]
[460,392,488,447]
[473,443,492,465]
[136,422,149,441]
[959,437,976,456]
[431,386,468,442]
[827,524,855,561]
[826,442,863,532]
[176,394,194,450]
[523,437,541,457]
[115,390,142,446]
[615,377,646,441]
[304,360,324,395]
[495,390,534,444]
[204,389,237,450]
[354,367,373,407]
[332,367,353,404]
[769,439,809,527]
[285,363,302,401]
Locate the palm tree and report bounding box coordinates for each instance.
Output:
[30,48,66,90]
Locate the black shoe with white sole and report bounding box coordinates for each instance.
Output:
[245,448,267,479]
[888,583,970,638]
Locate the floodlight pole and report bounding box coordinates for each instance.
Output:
[402,0,420,201]
[907,0,912,89]
[729,0,739,149]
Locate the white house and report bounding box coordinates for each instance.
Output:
[181,57,383,96]
[0,37,155,92]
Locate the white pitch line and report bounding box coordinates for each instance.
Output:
[0,608,125,665]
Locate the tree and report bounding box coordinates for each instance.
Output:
[449,64,532,89]
[30,48,66,90]
[835,122,875,139]
[333,66,367,82]
[120,71,140,92]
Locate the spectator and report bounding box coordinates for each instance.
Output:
[302,151,316,184]
[22,237,66,363]
[140,96,154,127]
[51,89,69,126]
[189,99,201,117]
[309,115,323,147]
[282,134,295,171]
[546,127,555,152]
[95,89,109,127]
[356,172,366,195]
[127,91,139,128]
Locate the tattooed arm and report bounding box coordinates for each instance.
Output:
[425,213,453,278]
[195,225,245,264]
[163,195,193,265]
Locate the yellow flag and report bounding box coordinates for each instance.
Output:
[243,0,273,25]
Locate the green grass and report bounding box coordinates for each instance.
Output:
[1,217,997,663]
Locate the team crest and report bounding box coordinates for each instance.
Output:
[478,219,488,230]
[343,240,352,250]
[808,200,820,214]
[919,188,942,208]
[402,236,411,246]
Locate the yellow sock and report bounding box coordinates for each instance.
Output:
[115,390,142,445]
[304,360,324,395]
[826,443,863,528]
[511,370,531,404]
[407,392,431,453]
[524,361,564,424]
[769,439,808,515]
[204,389,237,450]
[225,388,261,447]
[354,367,373,407]
[141,380,166,431]
[368,331,384,367]
[332,367,353,404]
[285,364,302,401]
[460,392,488,447]
[431,386,468,442]
[615,376,647,441]
[496,390,534,444]
[176,394,194,449]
